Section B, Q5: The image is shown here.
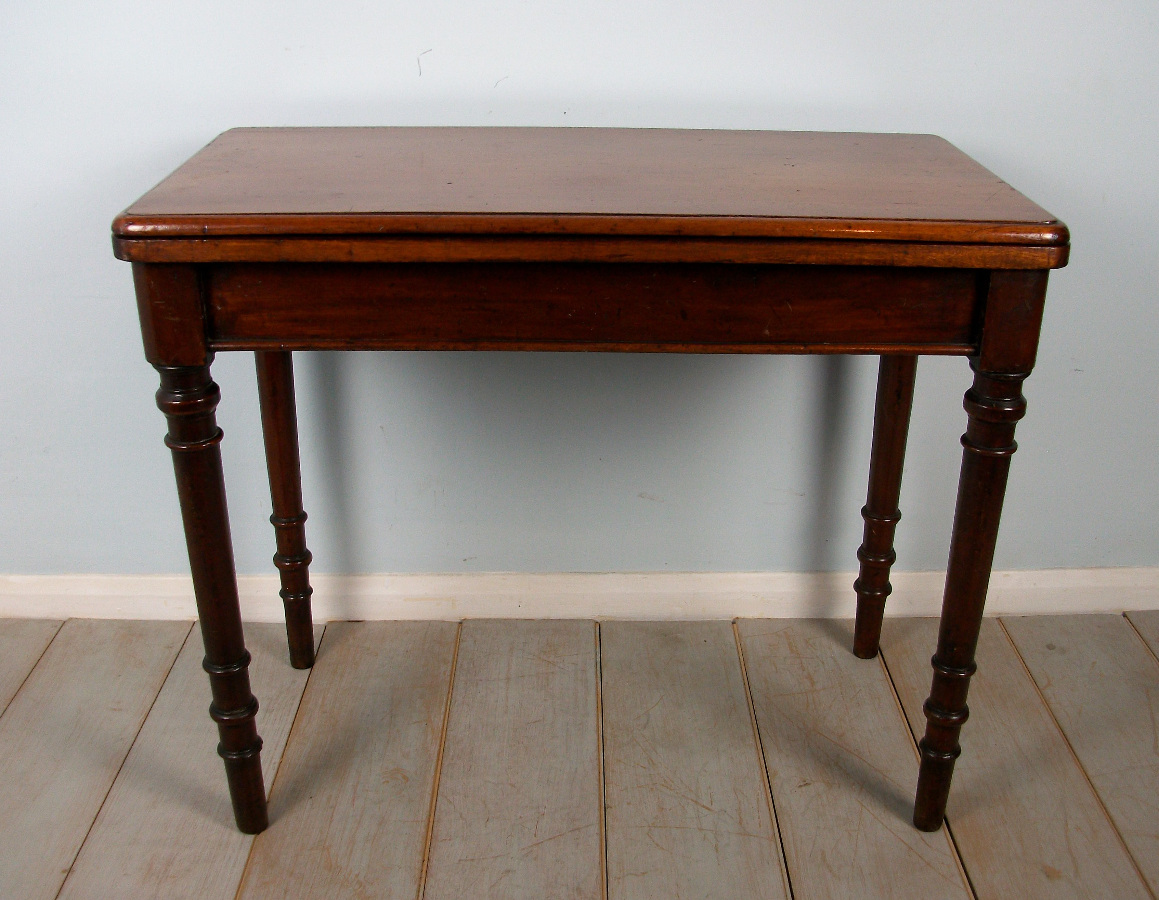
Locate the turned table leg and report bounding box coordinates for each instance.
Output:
[256,351,316,669]
[853,354,917,658]
[912,359,1028,831]
[156,363,268,834]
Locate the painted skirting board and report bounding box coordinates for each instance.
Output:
[0,568,1155,621]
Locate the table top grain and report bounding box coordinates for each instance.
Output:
[112,128,1068,267]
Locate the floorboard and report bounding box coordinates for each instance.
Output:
[423,619,603,900]
[0,618,62,714]
[881,617,1151,900]
[1,613,1156,898]
[1002,614,1159,895]
[601,620,789,900]
[1127,610,1159,660]
[738,618,970,900]
[237,621,459,900]
[57,622,321,900]
[0,619,189,900]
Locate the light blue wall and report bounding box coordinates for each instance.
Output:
[2,2,1156,575]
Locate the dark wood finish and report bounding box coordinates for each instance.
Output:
[207,263,981,354]
[113,128,1065,243]
[117,128,1067,835]
[913,362,1028,830]
[115,235,1064,269]
[976,270,1050,373]
[853,355,918,658]
[912,271,1049,831]
[255,351,315,669]
[132,264,207,366]
[154,362,266,834]
[112,129,1067,269]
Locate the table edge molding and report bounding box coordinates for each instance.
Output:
[113,235,1068,269]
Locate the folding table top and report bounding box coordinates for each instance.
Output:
[112,127,1068,268]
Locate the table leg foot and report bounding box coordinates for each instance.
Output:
[912,360,1027,831]
[208,653,268,834]
[853,355,917,658]
[157,363,269,834]
[256,351,316,669]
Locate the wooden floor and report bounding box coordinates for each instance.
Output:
[2,614,1158,900]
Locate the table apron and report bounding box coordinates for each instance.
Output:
[203,262,984,354]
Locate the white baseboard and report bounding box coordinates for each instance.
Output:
[0,568,1155,621]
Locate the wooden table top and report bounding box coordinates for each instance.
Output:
[112,128,1068,268]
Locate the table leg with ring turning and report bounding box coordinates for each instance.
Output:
[156,362,268,834]
[853,354,917,659]
[913,360,1029,830]
[256,350,316,669]
[912,269,1048,831]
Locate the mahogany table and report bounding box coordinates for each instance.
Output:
[112,127,1068,835]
